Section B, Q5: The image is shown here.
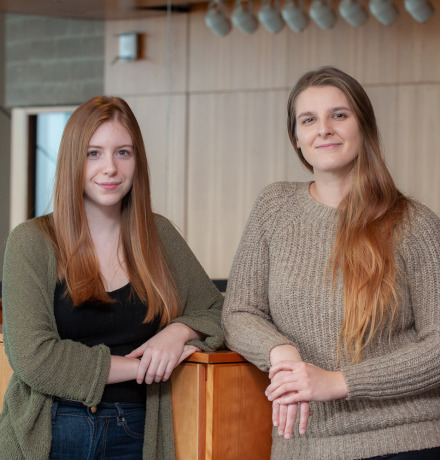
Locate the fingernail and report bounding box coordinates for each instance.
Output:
[278,430,283,436]
[273,421,278,427]
[299,429,305,435]
[284,434,291,439]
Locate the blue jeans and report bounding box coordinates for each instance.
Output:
[50,398,145,460]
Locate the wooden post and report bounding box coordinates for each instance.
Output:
[171,350,272,460]
[0,332,13,411]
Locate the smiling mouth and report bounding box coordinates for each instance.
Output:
[99,182,120,190]
[316,143,341,149]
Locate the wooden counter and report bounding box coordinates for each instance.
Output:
[0,339,273,459]
[171,350,272,460]
[0,332,13,411]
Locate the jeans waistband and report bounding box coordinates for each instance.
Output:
[53,398,145,418]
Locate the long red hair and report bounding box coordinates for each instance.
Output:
[287,67,410,363]
[38,96,181,326]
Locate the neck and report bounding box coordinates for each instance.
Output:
[310,172,352,208]
[84,202,122,238]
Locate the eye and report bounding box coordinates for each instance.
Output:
[116,149,133,158]
[302,117,315,125]
[87,150,100,158]
[333,112,347,119]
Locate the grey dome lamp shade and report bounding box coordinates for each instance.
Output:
[404,0,434,23]
[339,0,368,27]
[205,0,232,37]
[232,0,259,34]
[309,0,336,30]
[258,0,285,34]
[282,0,308,32]
[369,0,398,25]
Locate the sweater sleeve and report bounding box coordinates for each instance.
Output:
[155,215,224,352]
[222,184,297,371]
[2,221,111,407]
[341,204,440,400]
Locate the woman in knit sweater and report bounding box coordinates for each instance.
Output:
[0,96,224,460]
[222,67,440,459]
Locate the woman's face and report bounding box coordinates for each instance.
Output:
[83,120,135,214]
[295,85,361,180]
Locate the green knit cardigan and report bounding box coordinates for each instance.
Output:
[0,215,224,460]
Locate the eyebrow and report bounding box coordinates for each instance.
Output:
[296,106,352,120]
[88,144,134,149]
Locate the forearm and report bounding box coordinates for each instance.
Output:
[223,310,296,371]
[107,356,140,384]
[341,334,440,400]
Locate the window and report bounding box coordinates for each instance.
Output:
[34,112,71,216]
[10,106,76,230]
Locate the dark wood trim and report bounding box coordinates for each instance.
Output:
[27,115,37,220]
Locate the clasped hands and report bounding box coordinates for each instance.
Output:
[266,352,348,439]
[125,323,201,385]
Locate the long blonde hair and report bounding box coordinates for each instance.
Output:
[287,67,410,363]
[38,96,181,326]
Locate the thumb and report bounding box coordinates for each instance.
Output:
[125,342,148,358]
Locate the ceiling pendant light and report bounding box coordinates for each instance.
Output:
[281,0,308,32]
[339,0,368,27]
[404,0,434,23]
[258,0,285,34]
[232,0,259,34]
[205,0,232,37]
[309,0,336,30]
[369,0,398,25]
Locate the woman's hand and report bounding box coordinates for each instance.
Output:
[271,369,311,439]
[269,344,311,438]
[125,323,201,384]
[179,344,201,363]
[267,361,348,404]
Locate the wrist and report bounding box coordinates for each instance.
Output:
[166,322,202,343]
[108,356,140,384]
[333,371,349,399]
[270,344,302,365]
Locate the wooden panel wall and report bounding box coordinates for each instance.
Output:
[104,15,189,229]
[104,0,440,278]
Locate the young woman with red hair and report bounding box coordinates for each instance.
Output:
[0,96,224,459]
[223,67,440,459]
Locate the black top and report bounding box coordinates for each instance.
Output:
[54,280,160,403]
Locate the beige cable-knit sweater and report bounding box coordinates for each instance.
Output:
[222,181,440,460]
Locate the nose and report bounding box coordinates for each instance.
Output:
[318,119,333,137]
[103,154,117,175]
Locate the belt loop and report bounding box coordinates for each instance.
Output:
[115,403,125,424]
[51,399,59,422]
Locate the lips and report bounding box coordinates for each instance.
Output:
[316,143,342,150]
[98,182,121,190]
